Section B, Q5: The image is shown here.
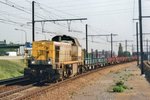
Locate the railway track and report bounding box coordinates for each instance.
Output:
[11,62,133,100]
[0,76,25,85]
[147,61,150,66]
[0,75,48,100]
[0,84,33,100]
[0,76,29,93]
[0,76,35,100]
[0,62,134,100]
[0,80,40,100]
[143,61,150,68]
[0,79,31,93]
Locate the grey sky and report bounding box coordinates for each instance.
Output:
[0,0,150,53]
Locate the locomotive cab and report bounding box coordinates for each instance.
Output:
[24,35,84,82]
[24,40,60,82]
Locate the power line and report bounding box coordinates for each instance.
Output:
[35,3,66,19]
[0,0,30,14]
[0,0,46,20]
[32,1,116,36]
[35,1,80,18]
[49,0,129,10]
[0,18,61,35]
[0,0,83,35]
[88,33,118,57]
[32,1,84,32]
[88,25,114,43]
[31,0,134,19]
[0,10,31,21]
[1,2,84,38]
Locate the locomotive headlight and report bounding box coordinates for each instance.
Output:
[31,60,35,64]
[48,59,51,64]
[48,61,51,64]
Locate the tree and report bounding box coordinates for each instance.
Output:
[118,43,123,57]
[123,51,131,57]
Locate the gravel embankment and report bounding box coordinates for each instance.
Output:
[31,62,137,100]
[72,62,150,100]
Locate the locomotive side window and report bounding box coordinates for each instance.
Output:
[55,46,60,62]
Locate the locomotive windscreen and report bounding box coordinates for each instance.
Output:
[52,35,81,46]
[52,35,75,44]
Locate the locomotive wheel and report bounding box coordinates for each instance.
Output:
[82,66,86,73]
[77,66,82,74]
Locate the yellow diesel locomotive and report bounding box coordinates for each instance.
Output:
[24,35,84,81]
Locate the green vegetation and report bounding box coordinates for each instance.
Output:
[118,43,123,57]
[113,81,128,93]
[118,43,131,57]
[0,59,26,80]
[0,48,17,56]
[123,51,131,57]
[113,86,124,92]
[112,70,134,93]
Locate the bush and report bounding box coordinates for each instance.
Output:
[113,86,124,92]
[112,81,128,92]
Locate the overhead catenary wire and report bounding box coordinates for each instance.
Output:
[0,10,31,21]
[47,0,130,10]
[0,0,129,50]
[0,0,49,20]
[0,0,73,34]
[32,1,85,33]
[32,1,81,18]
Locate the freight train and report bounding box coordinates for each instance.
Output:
[24,35,137,82]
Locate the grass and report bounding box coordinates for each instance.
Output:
[113,86,124,92]
[112,81,128,93]
[0,59,26,80]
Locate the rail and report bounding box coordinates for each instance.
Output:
[13,61,134,100]
[0,76,25,85]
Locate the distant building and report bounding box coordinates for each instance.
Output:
[6,52,17,56]
[0,40,22,56]
[0,40,6,45]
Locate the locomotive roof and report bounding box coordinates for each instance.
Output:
[52,35,81,46]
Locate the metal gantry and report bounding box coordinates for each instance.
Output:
[32,1,87,42]
[88,33,117,57]
[136,22,139,65]
[86,24,88,59]
[143,39,150,61]
[134,22,150,66]
[32,1,35,42]
[125,40,133,52]
[138,0,144,75]
[138,0,150,74]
